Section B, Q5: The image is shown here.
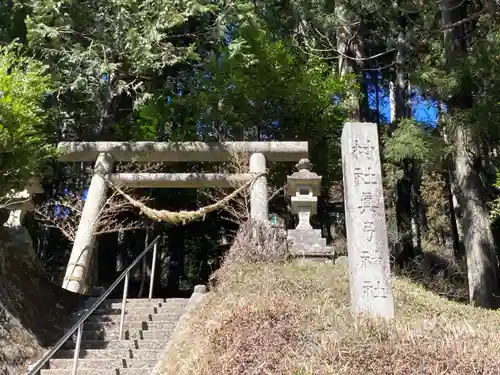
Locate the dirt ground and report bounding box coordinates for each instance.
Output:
[0,226,88,375]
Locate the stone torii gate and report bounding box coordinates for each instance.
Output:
[57,141,308,294]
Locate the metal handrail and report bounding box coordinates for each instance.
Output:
[27,235,161,375]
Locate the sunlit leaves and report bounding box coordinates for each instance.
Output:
[384,118,443,167]
[0,43,55,195]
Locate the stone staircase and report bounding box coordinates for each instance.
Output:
[39,297,188,375]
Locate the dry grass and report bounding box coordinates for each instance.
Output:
[221,220,288,265]
[160,228,500,375]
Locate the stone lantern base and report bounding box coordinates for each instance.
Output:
[287,228,335,259]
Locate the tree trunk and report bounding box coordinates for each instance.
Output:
[445,161,465,258]
[410,165,422,252]
[393,5,422,258]
[166,226,185,296]
[439,103,465,257]
[335,0,362,120]
[137,229,149,298]
[442,0,500,308]
[396,168,413,258]
[451,126,499,307]
[116,231,126,274]
[394,26,407,121]
[98,232,119,286]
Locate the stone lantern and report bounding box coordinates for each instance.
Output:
[286,159,334,258]
[3,180,43,227]
[287,159,321,230]
[2,180,44,248]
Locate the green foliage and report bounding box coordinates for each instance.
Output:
[0,43,54,196]
[154,22,348,186]
[384,119,443,168]
[488,170,500,222]
[21,0,219,139]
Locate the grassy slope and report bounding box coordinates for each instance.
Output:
[160,259,500,375]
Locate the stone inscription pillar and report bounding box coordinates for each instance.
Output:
[249,152,268,221]
[341,122,394,320]
[62,152,114,294]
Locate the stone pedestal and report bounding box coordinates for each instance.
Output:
[62,152,114,294]
[287,229,334,258]
[286,159,334,259]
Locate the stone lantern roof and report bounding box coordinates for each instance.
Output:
[286,159,322,197]
[3,180,43,212]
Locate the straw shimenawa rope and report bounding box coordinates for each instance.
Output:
[107,173,265,225]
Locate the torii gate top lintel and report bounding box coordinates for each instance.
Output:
[57,141,309,163]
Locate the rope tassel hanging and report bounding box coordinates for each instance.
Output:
[107,173,264,226]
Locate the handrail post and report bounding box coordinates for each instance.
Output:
[25,235,161,375]
[148,240,158,300]
[118,272,129,340]
[71,324,83,375]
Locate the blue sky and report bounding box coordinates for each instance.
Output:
[365,73,440,126]
[409,96,440,126]
[368,86,440,126]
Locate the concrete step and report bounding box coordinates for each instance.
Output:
[95,298,187,310]
[89,298,166,305]
[81,328,174,341]
[87,313,183,323]
[63,339,165,350]
[107,301,186,310]
[41,369,150,375]
[48,359,156,369]
[93,306,182,315]
[83,320,178,331]
[55,349,161,360]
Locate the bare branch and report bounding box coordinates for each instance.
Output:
[296,21,395,63]
[440,8,487,30]
[0,196,32,210]
[199,151,253,225]
[199,152,283,226]
[35,175,152,242]
[268,186,285,203]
